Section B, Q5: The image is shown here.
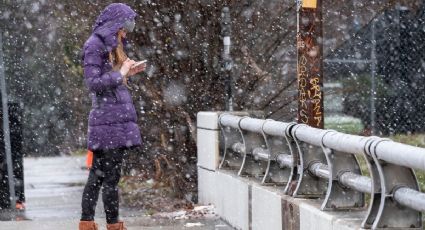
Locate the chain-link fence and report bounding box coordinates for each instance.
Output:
[321,3,425,136]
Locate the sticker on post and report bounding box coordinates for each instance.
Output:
[302,0,317,9]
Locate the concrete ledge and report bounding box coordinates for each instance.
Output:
[198,169,366,230]
[196,111,365,229]
[252,185,283,230]
[197,112,220,130]
[197,129,220,171]
[298,200,364,230]
[215,170,250,230]
[197,167,217,205]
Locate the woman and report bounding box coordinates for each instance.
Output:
[79,3,145,230]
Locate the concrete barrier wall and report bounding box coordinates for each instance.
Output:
[197,112,365,230]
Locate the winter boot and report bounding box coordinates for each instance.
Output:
[79,221,98,230]
[107,221,127,230]
[15,201,25,210]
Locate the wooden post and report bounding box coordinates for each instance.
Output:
[296,0,324,128]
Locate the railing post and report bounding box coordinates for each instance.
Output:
[219,114,245,170]
[368,138,422,229]
[296,0,324,128]
[291,125,328,198]
[237,117,268,178]
[261,120,298,192]
[361,137,382,229]
[320,132,365,211]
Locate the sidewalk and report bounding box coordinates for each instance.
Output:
[0,156,233,230]
[0,216,232,230]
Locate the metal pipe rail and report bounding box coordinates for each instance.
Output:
[219,114,296,189]
[252,147,293,168]
[218,113,425,229]
[374,141,425,171]
[231,142,245,154]
[307,162,425,213]
[338,171,371,194]
[309,162,372,194]
[276,153,293,168]
[393,187,425,212]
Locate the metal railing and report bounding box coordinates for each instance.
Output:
[218,113,425,229]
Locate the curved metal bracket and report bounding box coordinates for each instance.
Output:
[360,137,382,229]
[283,123,301,195]
[218,114,244,170]
[260,121,297,192]
[237,117,268,178]
[369,138,422,229]
[320,131,365,210]
[292,125,328,198]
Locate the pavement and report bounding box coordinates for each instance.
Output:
[0,156,233,230]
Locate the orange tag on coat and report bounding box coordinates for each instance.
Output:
[86,150,93,169]
[302,0,317,8]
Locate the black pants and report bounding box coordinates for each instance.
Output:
[81,148,125,224]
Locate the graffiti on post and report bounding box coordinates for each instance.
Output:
[310,77,322,126]
[298,54,309,123]
[297,0,324,128]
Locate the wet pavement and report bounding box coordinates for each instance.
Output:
[0,156,233,230]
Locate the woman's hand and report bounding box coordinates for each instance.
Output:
[127,62,147,77]
[119,58,136,77]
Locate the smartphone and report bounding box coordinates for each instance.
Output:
[132,60,147,68]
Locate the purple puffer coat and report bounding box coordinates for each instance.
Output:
[82,3,141,151]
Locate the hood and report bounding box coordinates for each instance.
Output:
[92,3,137,52]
